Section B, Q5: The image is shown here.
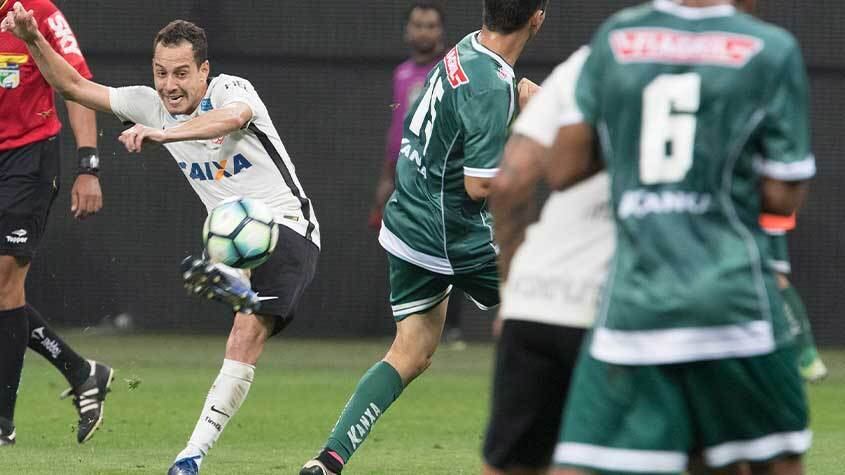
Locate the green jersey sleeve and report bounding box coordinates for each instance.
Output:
[754,41,815,181]
[574,25,614,126]
[459,88,513,178]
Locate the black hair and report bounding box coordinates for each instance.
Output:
[483,0,548,33]
[153,20,208,65]
[406,1,446,25]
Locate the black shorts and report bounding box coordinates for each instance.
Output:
[483,320,587,470]
[250,223,319,336]
[0,136,61,258]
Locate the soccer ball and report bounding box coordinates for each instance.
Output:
[203,197,279,269]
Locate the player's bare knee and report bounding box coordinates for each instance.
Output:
[0,257,27,310]
[548,469,590,475]
[751,456,803,475]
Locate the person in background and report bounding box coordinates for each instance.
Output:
[369,1,466,347]
[0,0,112,447]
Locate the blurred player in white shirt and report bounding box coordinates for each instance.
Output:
[482,47,615,475]
[3,6,319,474]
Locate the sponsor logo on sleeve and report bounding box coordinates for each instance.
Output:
[444,47,469,88]
[610,28,764,68]
[47,12,83,57]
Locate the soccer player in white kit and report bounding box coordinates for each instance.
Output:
[2,7,319,474]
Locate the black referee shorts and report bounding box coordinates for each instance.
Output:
[483,320,587,470]
[250,224,319,336]
[0,136,61,258]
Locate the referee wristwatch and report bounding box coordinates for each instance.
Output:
[77,146,100,177]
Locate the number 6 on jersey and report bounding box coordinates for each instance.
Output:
[639,73,701,185]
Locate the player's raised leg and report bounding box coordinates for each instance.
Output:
[168,312,269,475]
[301,297,449,475]
[0,256,29,447]
[172,223,318,474]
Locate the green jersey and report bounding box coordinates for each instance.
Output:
[379,32,516,275]
[572,1,815,364]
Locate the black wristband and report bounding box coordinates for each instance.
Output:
[77,147,100,176]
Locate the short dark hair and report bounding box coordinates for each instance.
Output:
[483,0,548,33]
[406,1,445,25]
[153,20,208,65]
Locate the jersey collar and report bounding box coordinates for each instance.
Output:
[653,0,736,19]
[470,31,515,80]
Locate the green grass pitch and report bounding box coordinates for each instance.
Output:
[4,333,844,474]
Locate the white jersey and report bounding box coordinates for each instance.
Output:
[500,47,614,329]
[108,74,320,248]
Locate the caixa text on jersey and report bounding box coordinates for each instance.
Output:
[178,154,253,181]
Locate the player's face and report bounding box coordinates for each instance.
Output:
[152,41,210,115]
[405,8,443,55]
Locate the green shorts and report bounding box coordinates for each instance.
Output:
[767,233,791,274]
[555,344,810,474]
[387,253,499,321]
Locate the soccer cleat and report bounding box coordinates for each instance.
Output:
[181,256,261,314]
[300,460,337,475]
[0,420,15,447]
[60,360,115,443]
[168,457,201,475]
[799,348,828,383]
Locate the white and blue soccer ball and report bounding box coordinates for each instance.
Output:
[203,197,279,269]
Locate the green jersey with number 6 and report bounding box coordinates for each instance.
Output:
[571,1,815,365]
[379,32,517,275]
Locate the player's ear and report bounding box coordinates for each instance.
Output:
[199,60,210,79]
[529,8,546,35]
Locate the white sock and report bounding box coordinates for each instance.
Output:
[174,359,255,466]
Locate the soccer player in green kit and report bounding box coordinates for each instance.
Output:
[492,0,814,474]
[300,1,546,474]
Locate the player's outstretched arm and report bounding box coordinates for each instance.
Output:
[1,2,111,112]
[118,102,253,153]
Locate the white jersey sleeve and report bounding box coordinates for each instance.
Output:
[512,46,591,147]
[208,74,265,129]
[501,46,613,329]
[108,86,164,127]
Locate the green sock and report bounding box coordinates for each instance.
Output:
[325,361,404,463]
[781,283,816,352]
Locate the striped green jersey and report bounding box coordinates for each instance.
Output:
[379,32,517,275]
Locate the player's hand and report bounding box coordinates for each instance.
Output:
[0,2,39,43]
[517,78,541,110]
[70,174,103,220]
[119,124,167,153]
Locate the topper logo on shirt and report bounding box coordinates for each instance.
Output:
[444,47,469,88]
[179,153,253,181]
[47,12,83,57]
